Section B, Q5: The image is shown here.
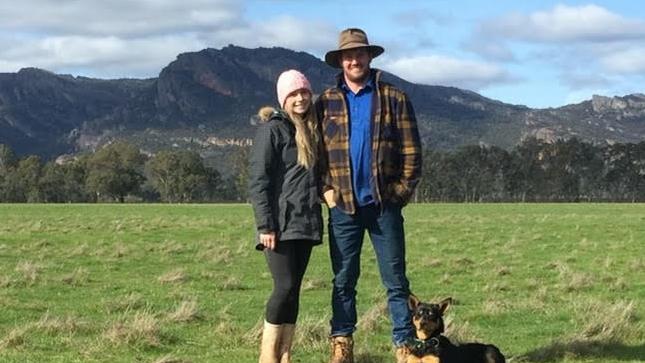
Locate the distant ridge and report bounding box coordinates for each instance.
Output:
[1,45,644,160]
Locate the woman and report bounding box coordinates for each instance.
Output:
[248,69,322,363]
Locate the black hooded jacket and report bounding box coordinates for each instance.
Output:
[248,108,323,250]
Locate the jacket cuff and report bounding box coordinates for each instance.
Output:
[387,181,413,205]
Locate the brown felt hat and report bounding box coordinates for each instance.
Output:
[324,28,384,68]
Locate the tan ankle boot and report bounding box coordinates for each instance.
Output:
[395,345,411,363]
[259,321,281,363]
[278,324,295,363]
[329,336,354,363]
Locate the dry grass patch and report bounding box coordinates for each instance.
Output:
[519,298,644,362]
[15,261,41,285]
[482,298,510,315]
[0,326,29,350]
[153,355,191,363]
[444,318,480,344]
[215,304,232,321]
[601,275,628,292]
[575,299,642,341]
[496,266,511,276]
[629,258,643,270]
[158,269,188,284]
[213,305,240,341]
[453,257,475,267]
[216,276,247,291]
[242,317,264,343]
[160,240,185,255]
[421,256,443,267]
[354,349,395,363]
[32,239,51,248]
[562,271,594,292]
[302,278,329,291]
[357,301,388,331]
[294,315,330,351]
[0,275,11,288]
[36,312,87,335]
[197,246,232,264]
[167,300,202,323]
[105,292,148,313]
[482,281,510,292]
[234,242,248,256]
[113,243,129,258]
[214,320,238,340]
[104,311,163,347]
[69,243,90,257]
[439,272,452,285]
[61,267,90,286]
[547,262,595,292]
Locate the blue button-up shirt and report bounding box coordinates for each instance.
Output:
[342,77,374,206]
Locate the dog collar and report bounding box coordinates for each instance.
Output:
[409,336,440,357]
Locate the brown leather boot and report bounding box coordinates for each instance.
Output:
[329,336,354,363]
[395,345,411,363]
[278,324,295,363]
[259,321,281,363]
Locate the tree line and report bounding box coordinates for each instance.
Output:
[417,137,645,202]
[1,137,644,203]
[0,142,245,203]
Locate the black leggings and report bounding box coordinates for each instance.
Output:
[264,240,313,324]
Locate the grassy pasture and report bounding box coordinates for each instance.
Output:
[0,204,643,362]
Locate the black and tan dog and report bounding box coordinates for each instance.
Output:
[406,295,505,363]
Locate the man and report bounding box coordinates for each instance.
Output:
[316,28,422,363]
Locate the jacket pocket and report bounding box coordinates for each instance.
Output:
[280,201,293,232]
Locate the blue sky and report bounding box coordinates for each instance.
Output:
[1,1,645,108]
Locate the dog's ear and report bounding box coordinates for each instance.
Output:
[438,297,453,314]
[408,293,421,311]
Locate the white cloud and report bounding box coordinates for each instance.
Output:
[1,35,204,78]
[600,47,645,74]
[382,55,513,90]
[462,39,515,62]
[391,9,451,28]
[0,0,246,76]
[243,16,337,55]
[480,4,645,43]
[0,0,242,37]
[467,4,645,94]
[0,2,338,78]
[560,71,611,89]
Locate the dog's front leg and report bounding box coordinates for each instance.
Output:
[420,356,440,363]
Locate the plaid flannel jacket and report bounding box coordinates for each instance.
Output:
[315,69,422,214]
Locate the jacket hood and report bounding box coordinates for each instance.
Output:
[257,106,289,123]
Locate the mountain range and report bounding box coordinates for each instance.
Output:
[1,45,644,165]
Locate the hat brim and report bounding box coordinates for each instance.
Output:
[324,45,384,68]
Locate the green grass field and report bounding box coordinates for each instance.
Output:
[0,204,643,363]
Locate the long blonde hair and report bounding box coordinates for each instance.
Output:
[286,102,319,169]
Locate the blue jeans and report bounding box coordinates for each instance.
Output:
[328,203,413,346]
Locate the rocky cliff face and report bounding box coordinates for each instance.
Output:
[0,67,155,155]
[524,94,645,145]
[1,46,644,160]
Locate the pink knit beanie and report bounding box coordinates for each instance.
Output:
[276,69,312,108]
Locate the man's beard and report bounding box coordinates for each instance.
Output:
[345,66,370,83]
